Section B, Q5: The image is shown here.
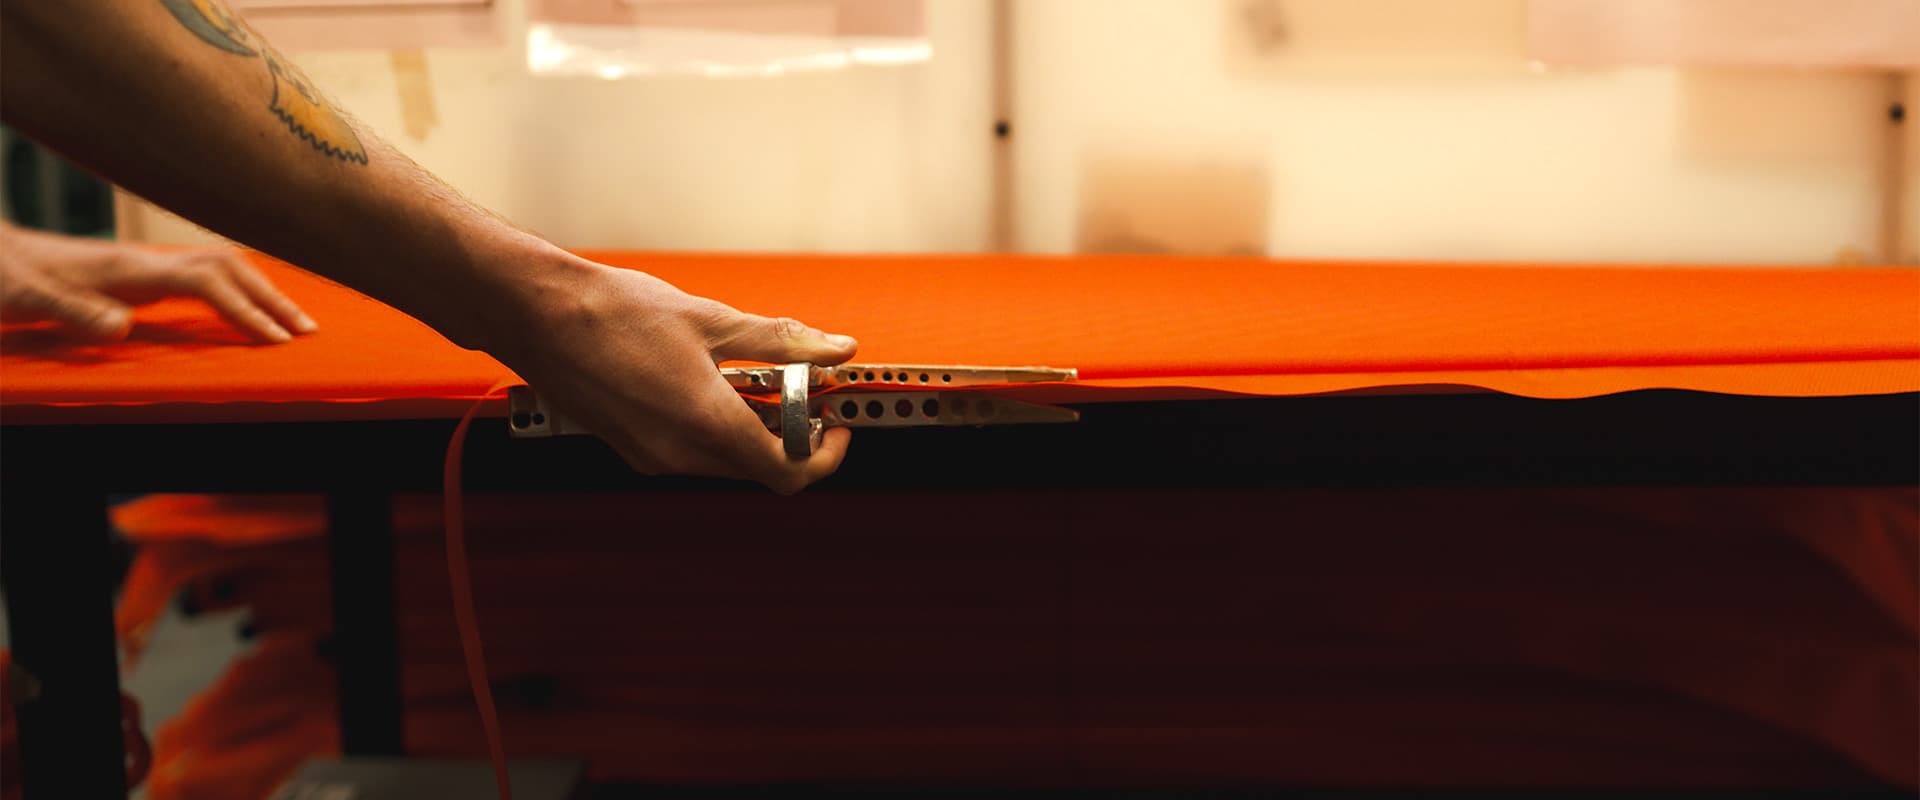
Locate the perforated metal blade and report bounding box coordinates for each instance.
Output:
[747,391,1079,429]
[511,362,1080,449]
[723,364,1076,393]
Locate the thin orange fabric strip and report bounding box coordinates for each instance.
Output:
[445,379,518,800]
[1,252,1915,423]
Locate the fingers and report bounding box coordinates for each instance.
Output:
[621,376,853,494]
[215,254,317,335]
[698,376,853,494]
[701,312,858,492]
[513,266,859,493]
[697,309,860,490]
[175,266,297,343]
[710,312,858,367]
[0,273,134,342]
[736,420,853,496]
[102,250,314,343]
[783,426,853,493]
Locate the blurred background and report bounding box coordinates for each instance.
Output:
[8,0,1916,265]
[1,2,1915,798]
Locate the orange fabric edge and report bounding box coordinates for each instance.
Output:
[2,359,1913,426]
[1053,358,1920,402]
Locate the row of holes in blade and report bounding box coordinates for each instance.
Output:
[513,392,994,433]
[824,395,998,422]
[844,369,954,385]
[741,370,953,389]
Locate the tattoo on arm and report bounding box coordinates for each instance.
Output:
[264,51,370,165]
[158,0,254,55]
[158,0,369,165]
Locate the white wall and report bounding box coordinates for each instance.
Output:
[127,0,1904,265]
[1014,0,1890,263]
[129,0,994,252]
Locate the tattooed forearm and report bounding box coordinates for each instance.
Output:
[158,0,367,165]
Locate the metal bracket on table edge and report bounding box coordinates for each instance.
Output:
[508,362,1080,458]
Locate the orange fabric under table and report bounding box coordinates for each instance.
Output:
[103,488,1920,795]
[1,252,1916,420]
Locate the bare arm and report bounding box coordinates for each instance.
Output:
[0,0,858,492]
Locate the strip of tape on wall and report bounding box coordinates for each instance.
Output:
[390,49,439,142]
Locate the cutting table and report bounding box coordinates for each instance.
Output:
[2,251,1916,796]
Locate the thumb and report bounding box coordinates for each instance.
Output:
[10,279,134,342]
[712,313,858,366]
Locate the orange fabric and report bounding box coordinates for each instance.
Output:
[110,500,342,800]
[140,633,337,800]
[443,382,518,800]
[2,252,1916,422]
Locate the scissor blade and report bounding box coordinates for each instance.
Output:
[723,364,1076,392]
[792,392,1079,428]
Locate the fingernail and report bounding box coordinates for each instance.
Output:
[99,307,132,333]
[827,334,857,349]
[292,313,318,334]
[264,322,293,343]
[92,308,133,341]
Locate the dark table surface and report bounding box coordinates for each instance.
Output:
[3,390,1915,799]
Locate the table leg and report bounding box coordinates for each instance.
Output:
[0,489,129,799]
[326,491,403,755]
